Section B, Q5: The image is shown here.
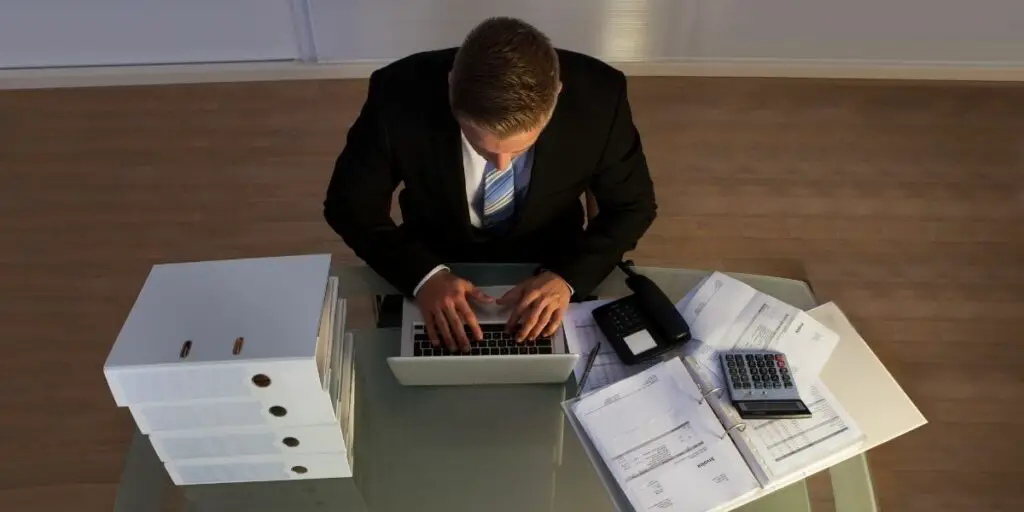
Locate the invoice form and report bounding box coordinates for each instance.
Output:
[572,359,759,512]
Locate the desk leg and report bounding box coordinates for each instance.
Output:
[113,426,181,512]
[830,454,879,512]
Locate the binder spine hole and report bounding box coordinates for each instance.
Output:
[282,437,299,447]
[232,336,245,355]
[291,465,308,474]
[252,374,272,388]
[269,406,287,417]
[179,340,192,359]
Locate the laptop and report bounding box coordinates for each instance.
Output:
[388,286,580,386]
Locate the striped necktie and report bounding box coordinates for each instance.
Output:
[481,161,516,229]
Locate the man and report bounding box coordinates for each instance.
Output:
[324,17,656,353]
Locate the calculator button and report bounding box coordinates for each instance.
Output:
[725,354,734,362]
[754,382,764,389]
[754,354,763,360]
[727,362,736,369]
[765,360,775,367]
[779,367,789,375]
[751,374,760,381]
[757,360,766,367]
[768,368,777,375]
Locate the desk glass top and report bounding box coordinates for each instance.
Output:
[114,264,819,512]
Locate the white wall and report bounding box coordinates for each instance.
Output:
[0,0,1022,74]
[307,0,1024,65]
[688,0,1024,63]
[0,0,299,68]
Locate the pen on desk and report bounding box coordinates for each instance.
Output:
[575,343,601,398]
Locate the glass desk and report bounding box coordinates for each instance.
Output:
[114,264,875,512]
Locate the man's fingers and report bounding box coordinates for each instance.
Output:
[529,303,555,341]
[497,285,524,306]
[512,290,544,333]
[517,301,546,342]
[507,296,533,333]
[456,299,483,342]
[543,307,566,337]
[433,310,455,351]
[505,306,522,334]
[424,311,441,347]
[444,303,470,352]
[468,286,494,304]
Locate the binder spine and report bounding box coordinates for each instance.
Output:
[698,386,722,405]
[684,355,771,484]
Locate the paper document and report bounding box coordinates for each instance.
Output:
[563,301,656,394]
[677,272,839,393]
[741,381,863,481]
[682,355,865,486]
[572,358,759,512]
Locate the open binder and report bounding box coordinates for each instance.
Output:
[563,300,928,512]
[563,356,864,512]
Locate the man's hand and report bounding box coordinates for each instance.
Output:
[415,270,493,352]
[498,272,572,342]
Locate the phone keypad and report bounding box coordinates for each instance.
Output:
[608,303,645,333]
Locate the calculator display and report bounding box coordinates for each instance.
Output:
[737,401,808,412]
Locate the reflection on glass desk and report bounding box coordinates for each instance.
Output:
[114,264,876,512]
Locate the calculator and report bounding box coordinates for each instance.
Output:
[720,350,812,420]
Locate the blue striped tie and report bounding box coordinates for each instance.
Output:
[482,161,516,229]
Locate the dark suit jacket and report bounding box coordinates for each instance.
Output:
[324,48,656,298]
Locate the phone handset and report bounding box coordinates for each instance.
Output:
[592,261,693,365]
[617,260,691,342]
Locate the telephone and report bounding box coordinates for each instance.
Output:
[592,261,692,365]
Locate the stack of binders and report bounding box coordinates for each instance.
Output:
[103,254,356,485]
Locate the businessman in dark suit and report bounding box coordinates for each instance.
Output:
[324,17,656,352]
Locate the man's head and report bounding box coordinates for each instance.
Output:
[450,17,561,170]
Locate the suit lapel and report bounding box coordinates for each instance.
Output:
[432,111,474,233]
[512,106,565,234]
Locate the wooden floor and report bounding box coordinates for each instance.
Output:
[0,76,1021,511]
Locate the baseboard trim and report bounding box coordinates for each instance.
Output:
[2,58,1022,90]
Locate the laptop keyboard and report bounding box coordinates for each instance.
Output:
[413,324,554,357]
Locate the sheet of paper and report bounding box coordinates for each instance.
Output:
[682,355,864,486]
[563,301,656,394]
[738,381,864,482]
[677,272,839,393]
[572,358,760,512]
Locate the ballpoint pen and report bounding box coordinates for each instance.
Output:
[575,342,602,398]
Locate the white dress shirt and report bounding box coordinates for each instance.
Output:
[413,133,571,296]
[412,132,496,295]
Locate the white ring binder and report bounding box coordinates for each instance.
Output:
[698,386,723,405]
[719,422,747,440]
